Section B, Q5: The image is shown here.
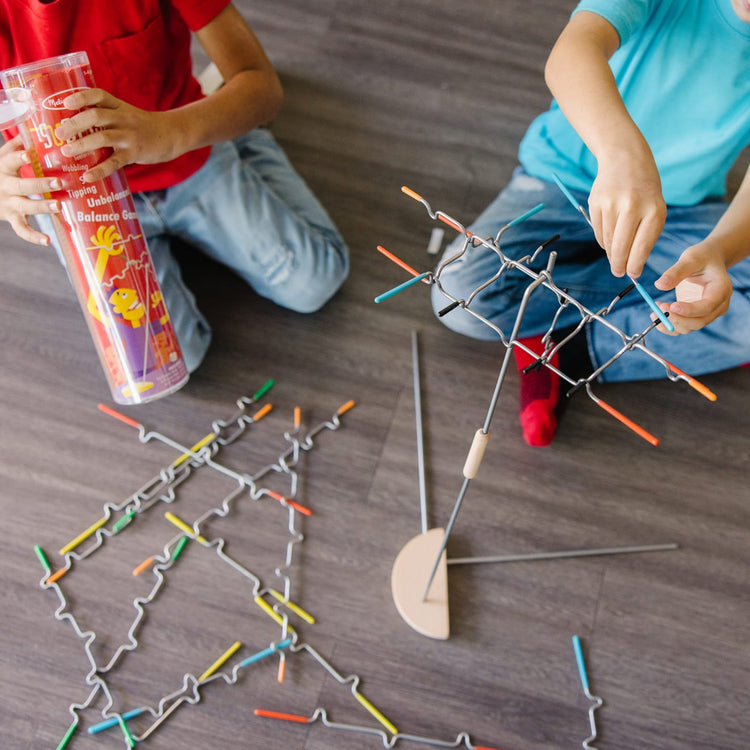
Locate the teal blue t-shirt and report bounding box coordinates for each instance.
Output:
[518,0,750,205]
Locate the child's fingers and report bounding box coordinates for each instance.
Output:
[9,212,53,246]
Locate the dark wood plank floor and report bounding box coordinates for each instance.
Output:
[2,2,749,749]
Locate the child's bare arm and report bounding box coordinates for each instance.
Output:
[545,11,666,279]
[654,164,750,334]
[54,3,283,183]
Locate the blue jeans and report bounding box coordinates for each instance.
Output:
[44,128,349,372]
[431,168,750,382]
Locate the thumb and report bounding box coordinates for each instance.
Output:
[654,255,699,292]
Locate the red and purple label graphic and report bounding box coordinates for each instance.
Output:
[6,56,188,403]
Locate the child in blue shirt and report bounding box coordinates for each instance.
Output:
[432,0,750,446]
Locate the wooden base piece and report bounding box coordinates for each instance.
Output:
[391,528,449,639]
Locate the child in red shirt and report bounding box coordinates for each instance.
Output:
[0,0,349,370]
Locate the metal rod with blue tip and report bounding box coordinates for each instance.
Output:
[551,172,674,332]
[631,278,675,332]
[572,635,604,750]
[88,709,144,735]
[508,201,545,227]
[374,272,430,303]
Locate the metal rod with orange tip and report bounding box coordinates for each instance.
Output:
[255,708,310,724]
[587,387,659,446]
[97,403,142,430]
[401,184,424,203]
[664,361,717,401]
[252,402,273,421]
[46,567,68,584]
[255,704,507,749]
[132,556,154,577]
[266,489,312,516]
[338,399,356,416]
[376,244,425,280]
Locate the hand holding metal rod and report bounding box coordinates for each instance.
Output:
[552,172,674,332]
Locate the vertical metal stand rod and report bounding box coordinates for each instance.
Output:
[412,330,428,535]
[420,266,552,602]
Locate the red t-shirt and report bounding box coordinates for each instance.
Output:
[0,0,231,192]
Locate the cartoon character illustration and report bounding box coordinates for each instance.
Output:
[87,225,124,324]
[108,287,146,327]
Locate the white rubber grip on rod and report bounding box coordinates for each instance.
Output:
[463,429,489,479]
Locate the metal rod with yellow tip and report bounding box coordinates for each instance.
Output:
[164,511,208,544]
[59,516,108,556]
[268,589,316,624]
[171,432,217,469]
[354,692,398,735]
[254,595,285,627]
[198,641,242,682]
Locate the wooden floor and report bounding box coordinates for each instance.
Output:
[3,2,749,749]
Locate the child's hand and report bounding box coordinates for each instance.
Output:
[653,241,733,334]
[588,142,667,280]
[54,89,175,183]
[0,135,61,245]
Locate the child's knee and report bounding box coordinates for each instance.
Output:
[272,238,349,313]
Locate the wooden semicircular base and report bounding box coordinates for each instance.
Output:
[391,527,449,640]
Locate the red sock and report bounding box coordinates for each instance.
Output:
[513,335,560,447]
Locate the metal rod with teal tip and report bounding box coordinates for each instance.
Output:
[631,278,674,331]
[88,709,144,735]
[552,172,593,227]
[572,635,604,750]
[551,172,674,332]
[507,202,546,227]
[375,272,430,304]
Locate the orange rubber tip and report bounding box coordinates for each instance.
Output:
[252,403,273,421]
[287,500,312,517]
[595,398,659,446]
[337,399,355,416]
[438,214,467,234]
[132,556,154,576]
[376,245,422,279]
[267,491,311,516]
[97,403,141,430]
[254,709,309,724]
[46,568,68,584]
[685,377,717,402]
[400,185,423,202]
